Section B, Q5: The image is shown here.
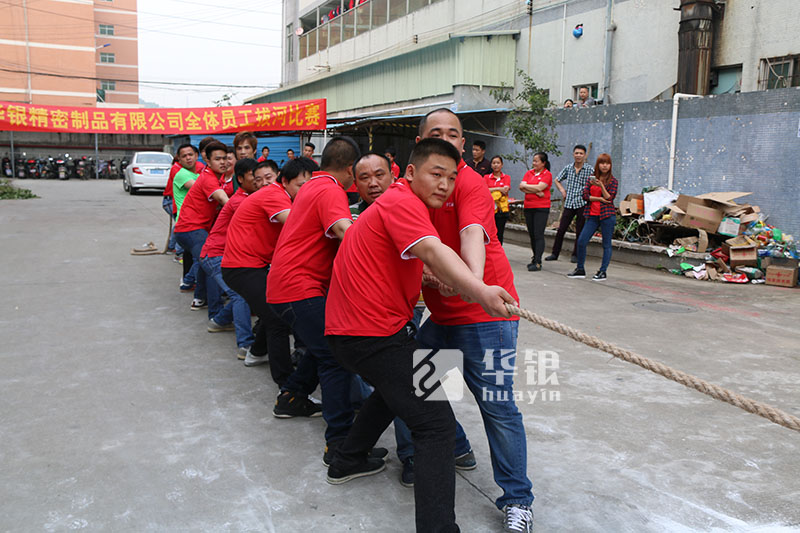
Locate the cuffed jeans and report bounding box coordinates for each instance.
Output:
[174,229,207,303]
[417,318,533,510]
[550,206,586,259]
[576,214,615,272]
[270,296,353,444]
[200,256,254,348]
[328,326,459,533]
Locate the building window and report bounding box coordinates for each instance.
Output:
[100,52,115,63]
[99,24,114,35]
[286,23,294,63]
[101,80,116,91]
[388,0,407,22]
[759,56,800,90]
[573,84,598,101]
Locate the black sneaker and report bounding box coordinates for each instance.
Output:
[272,392,323,418]
[400,457,414,487]
[455,450,477,470]
[566,268,586,279]
[527,263,541,272]
[544,254,558,261]
[326,457,386,485]
[323,441,389,467]
[592,270,607,281]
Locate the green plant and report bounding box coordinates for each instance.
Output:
[490,70,561,165]
[0,179,38,200]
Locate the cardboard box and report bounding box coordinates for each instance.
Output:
[718,217,742,237]
[728,245,758,268]
[765,265,798,288]
[675,192,753,235]
[619,194,644,216]
[684,202,724,234]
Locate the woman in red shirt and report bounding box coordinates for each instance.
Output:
[519,152,552,271]
[568,153,619,281]
[485,156,511,244]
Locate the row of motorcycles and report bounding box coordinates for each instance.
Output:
[2,155,129,180]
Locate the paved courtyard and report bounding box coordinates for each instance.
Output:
[1,180,798,532]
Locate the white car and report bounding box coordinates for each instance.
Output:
[123,151,174,195]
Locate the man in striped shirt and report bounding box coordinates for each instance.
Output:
[545,144,594,263]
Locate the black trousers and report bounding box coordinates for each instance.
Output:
[222,266,295,387]
[524,207,549,263]
[328,327,459,533]
[494,211,509,245]
[551,206,586,258]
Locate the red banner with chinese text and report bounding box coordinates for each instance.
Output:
[0,99,326,134]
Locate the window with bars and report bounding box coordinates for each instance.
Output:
[759,56,800,90]
[100,52,115,63]
[99,24,114,35]
[297,0,441,58]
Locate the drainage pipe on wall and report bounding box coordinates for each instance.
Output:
[601,0,616,104]
[668,93,702,190]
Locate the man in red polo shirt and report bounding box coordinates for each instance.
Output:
[174,141,230,312]
[199,158,263,359]
[384,147,401,179]
[222,159,319,395]
[266,137,365,458]
[324,138,515,531]
[415,109,534,532]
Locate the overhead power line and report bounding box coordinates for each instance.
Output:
[0,66,278,89]
[0,0,281,48]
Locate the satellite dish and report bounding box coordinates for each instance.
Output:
[295,27,304,36]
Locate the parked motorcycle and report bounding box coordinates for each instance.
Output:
[55,156,68,180]
[26,159,40,179]
[15,157,27,178]
[2,157,12,178]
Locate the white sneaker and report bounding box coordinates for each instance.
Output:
[243,350,269,367]
[503,504,533,533]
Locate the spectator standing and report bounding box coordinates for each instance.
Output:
[520,153,552,272]
[568,153,618,281]
[302,142,315,159]
[384,147,401,179]
[466,140,492,176]
[485,156,511,245]
[577,87,595,108]
[563,99,574,109]
[545,145,594,263]
[257,146,270,163]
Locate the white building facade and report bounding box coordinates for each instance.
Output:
[249,0,799,118]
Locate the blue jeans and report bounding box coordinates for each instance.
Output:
[200,255,254,348]
[417,318,533,510]
[270,297,354,444]
[174,229,207,302]
[162,197,177,251]
[577,215,615,272]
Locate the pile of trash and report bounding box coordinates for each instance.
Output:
[619,188,798,287]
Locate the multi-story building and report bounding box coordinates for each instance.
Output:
[248,0,798,122]
[0,0,139,108]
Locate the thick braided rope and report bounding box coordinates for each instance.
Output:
[507,304,800,433]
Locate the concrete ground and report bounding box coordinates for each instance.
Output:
[1,180,798,533]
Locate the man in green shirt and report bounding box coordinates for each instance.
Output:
[173,144,200,218]
[172,144,201,291]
